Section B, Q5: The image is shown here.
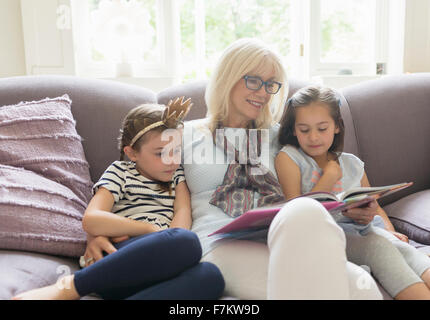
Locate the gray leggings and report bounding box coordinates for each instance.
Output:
[345,226,430,298]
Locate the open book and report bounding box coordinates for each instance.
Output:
[208,182,413,236]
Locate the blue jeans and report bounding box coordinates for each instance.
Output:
[73,228,224,300]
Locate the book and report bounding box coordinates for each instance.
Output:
[208,182,413,236]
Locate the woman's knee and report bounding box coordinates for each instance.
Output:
[272,198,332,228]
[268,198,340,246]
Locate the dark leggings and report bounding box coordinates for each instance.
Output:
[73,228,224,300]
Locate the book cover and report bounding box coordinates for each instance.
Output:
[208,182,412,236]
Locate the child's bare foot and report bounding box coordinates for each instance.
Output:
[12,275,80,300]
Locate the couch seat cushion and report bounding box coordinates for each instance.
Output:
[384,189,430,245]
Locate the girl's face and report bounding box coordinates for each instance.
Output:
[294,102,339,159]
[228,68,276,128]
[126,129,182,182]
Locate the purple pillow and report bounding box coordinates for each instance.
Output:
[0,95,93,257]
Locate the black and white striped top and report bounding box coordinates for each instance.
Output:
[92,161,185,229]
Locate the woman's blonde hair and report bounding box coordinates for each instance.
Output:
[205,38,288,132]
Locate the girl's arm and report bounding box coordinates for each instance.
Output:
[359,171,396,232]
[169,181,192,229]
[275,152,302,200]
[82,187,160,238]
[310,160,343,193]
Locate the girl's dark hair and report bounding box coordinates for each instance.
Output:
[278,85,345,154]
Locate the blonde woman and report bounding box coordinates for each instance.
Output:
[86,38,383,299]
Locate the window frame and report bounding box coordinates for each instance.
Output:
[307,0,390,77]
[68,0,401,81]
[70,0,180,79]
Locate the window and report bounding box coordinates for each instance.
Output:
[308,0,390,76]
[71,0,179,78]
[178,0,293,81]
[68,0,401,83]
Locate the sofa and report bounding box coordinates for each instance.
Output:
[0,73,429,300]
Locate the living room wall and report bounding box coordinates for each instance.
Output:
[0,0,26,77]
[1,0,429,79]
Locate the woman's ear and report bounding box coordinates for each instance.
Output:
[123,146,137,161]
[334,126,340,134]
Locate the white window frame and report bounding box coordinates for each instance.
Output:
[306,0,390,77]
[70,0,180,79]
[20,0,404,86]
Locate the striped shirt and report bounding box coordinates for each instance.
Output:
[92,161,185,229]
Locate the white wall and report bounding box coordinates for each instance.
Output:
[403,0,430,73]
[0,0,26,77]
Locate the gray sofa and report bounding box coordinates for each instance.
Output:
[0,73,429,300]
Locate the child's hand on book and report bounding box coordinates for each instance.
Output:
[342,200,378,225]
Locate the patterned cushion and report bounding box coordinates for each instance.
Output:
[0,95,93,257]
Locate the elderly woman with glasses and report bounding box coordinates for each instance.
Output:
[85,38,384,300]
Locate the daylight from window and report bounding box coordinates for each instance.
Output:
[319,0,374,64]
[79,0,386,81]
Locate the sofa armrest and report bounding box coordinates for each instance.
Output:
[383,190,430,245]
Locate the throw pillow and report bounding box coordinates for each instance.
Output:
[0,95,93,257]
[0,165,87,257]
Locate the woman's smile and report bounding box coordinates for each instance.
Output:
[247,98,265,109]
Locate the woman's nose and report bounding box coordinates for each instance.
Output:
[256,84,268,97]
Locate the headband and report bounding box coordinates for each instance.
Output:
[129,96,193,147]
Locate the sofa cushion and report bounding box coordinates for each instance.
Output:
[384,190,430,245]
[0,95,93,257]
[0,249,100,300]
[0,165,87,256]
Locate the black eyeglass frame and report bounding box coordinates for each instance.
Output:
[243,75,282,94]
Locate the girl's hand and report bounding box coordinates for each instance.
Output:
[110,235,130,243]
[83,235,118,267]
[389,230,409,243]
[323,160,343,181]
[342,200,378,225]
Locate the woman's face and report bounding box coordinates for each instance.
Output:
[228,68,276,128]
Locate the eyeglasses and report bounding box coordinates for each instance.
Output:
[243,75,282,94]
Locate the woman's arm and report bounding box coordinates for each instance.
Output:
[169,181,192,229]
[275,152,302,200]
[82,187,160,238]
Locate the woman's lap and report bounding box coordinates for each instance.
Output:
[202,198,383,300]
